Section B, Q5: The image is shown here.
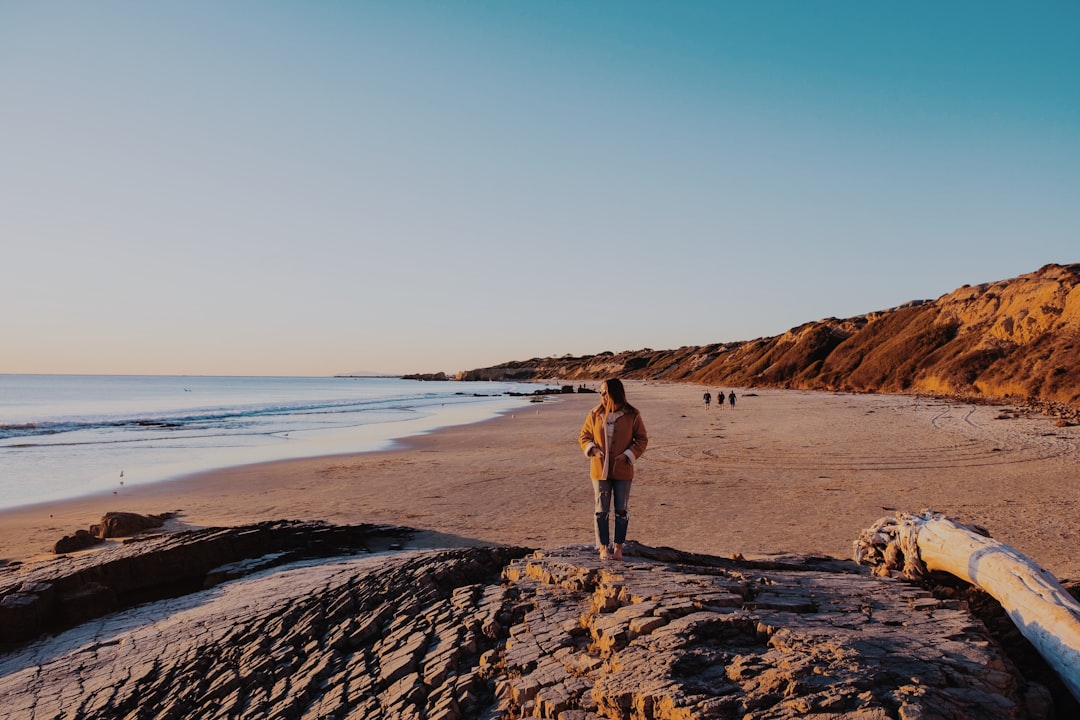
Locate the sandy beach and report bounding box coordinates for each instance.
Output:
[2,382,1078,580]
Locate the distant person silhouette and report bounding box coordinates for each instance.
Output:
[728,390,736,409]
[703,390,711,410]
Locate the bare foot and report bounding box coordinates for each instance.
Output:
[599,546,611,561]
[613,544,624,561]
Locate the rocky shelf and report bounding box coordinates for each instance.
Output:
[0,521,1070,719]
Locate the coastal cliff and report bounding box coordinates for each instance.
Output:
[0,521,1068,719]
[457,263,1080,411]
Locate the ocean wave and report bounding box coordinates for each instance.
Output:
[0,376,549,510]
[0,396,435,442]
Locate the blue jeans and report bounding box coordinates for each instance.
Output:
[593,479,631,548]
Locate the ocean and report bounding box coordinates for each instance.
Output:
[0,374,552,511]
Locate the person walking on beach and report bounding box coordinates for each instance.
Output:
[579,378,648,561]
[728,390,737,409]
[716,390,725,410]
[703,390,711,410]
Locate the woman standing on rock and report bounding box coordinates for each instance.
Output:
[579,378,648,561]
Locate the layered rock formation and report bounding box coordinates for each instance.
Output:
[0,519,413,644]
[0,521,1068,718]
[456,264,1080,412]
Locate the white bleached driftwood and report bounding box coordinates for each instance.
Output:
[855,510,1080,702]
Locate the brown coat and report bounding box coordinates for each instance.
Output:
[578,404,648,481]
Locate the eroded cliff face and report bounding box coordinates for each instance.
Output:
[459,264,1080,408]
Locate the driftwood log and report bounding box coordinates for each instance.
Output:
[855,510,1080,703]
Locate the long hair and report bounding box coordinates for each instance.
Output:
[603,378,636,413]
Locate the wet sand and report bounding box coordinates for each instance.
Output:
[2,382,1078,579]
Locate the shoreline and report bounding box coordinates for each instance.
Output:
[0,397,543,565]
[0,377,546,511]
[3,382,1078,581]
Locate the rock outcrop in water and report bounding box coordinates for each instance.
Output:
[456,263,1080,413]
[0,521,1067,718]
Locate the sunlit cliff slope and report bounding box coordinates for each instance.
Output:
[460,263,1080,409]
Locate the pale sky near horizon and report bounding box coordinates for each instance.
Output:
[2,2,1077,377]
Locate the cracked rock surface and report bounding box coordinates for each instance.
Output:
[0,527,1052,719]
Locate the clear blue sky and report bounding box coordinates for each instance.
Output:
[2,2,1077,376]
